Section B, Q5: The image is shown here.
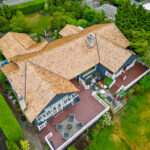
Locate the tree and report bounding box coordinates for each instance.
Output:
[20,140,30,150]
[50,12,67,30]
[10,11,30,33]
[139,75,150,90]
[44,0,49,11]
[0,15,8,27]
[3,4,12,20]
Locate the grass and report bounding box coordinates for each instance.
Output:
[25,13,52,33]
[85,89,150,150]
[0,94,23,143]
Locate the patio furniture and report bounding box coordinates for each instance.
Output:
[103,85,107,89]
[68,114,75,122]
[106,96,113,102]
[91,78,96,84]
[63,132,69,140]
[77,122,83,129]
[56,124,63,131]
[100,89,105,94]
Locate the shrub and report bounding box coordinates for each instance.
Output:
[0,71,7,83]
[104,78,113,87]
[0,94,23,143]
[68,145,77,150]
[139,75,150,90]
[10,0,45,15]
[20,139,30,150]
[6,140,20,150]
[99,112,113,127]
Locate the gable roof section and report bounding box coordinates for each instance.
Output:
[27,41,48,52]
[59,24,81,37]
[0,32,42,60]
[0,32,28,60]
[1,61,78,122]
[12,32,35,49]
[0,62,19,76]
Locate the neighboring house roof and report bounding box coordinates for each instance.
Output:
[0,23,132,122]
[0,32,48,60]
[95,4,117,20]
[59,24,82,37]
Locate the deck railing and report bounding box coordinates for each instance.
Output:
[92,92,109,109]
[44,92,109,150]
[56,106,109,150]
[79,77,90,89]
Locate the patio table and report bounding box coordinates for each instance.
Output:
[58,115,81,140]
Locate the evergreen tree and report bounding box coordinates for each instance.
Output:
[10,11,30,33]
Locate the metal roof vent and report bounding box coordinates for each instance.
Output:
[86,33,95,48]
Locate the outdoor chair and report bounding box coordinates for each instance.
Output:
[77,122,83,129]
[56,124,63,131]
[63,132,69,140]
[68,114,75,122]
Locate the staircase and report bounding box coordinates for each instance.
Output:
[39,127,50,143]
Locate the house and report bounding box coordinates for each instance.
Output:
[0,23,149,150]
[95,4,117,21]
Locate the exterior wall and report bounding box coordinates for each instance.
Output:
[96,63,112,76]
[115,55,137,74]
[34,92,79,126]
[79,63,111,81]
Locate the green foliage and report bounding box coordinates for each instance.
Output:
[67,145,77,150]
[109,0,123,5]
[0,71,7,83]
[139,75,150,90]
[20,139,30,150]
[130,84,144,96]
[3,5,12,20]
[91,124,101,139]
[0,16,8,27]
[10,10,30,33]
[104,78,113,87]
[0,94,23,143]
[37,32,41,42]
[50,12,67,30]
[6,140,20,150]
[10,0,45,15]
[44,0,49,11]
[99,112,113,127]
[115,0,150,67]
[44,145,50,150]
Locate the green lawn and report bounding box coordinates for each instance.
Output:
[0,94,23,143]
[25,13,52,32]
[86,89,150,150]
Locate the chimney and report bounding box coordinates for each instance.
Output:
[86,33,95,48]
[18,95,27,111]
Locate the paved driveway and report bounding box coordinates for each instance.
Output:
[4,0,33,6]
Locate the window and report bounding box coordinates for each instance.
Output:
[46,110,51,116]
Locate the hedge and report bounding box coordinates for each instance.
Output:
[0,94,23,143]
[10,0,46,15]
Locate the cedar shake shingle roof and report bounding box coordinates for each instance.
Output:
[24,62,78,122]
[2,61,78,122]
[0,23,132,122]
[59,24,81,37]
[0,32,47,60]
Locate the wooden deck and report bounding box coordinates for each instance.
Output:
[110,61,149,92]
[39,79,105,149]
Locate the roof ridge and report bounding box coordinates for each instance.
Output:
[27,60,69,80]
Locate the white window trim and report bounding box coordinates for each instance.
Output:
[82,66,96,78]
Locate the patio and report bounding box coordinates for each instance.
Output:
[39,79,106,149]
